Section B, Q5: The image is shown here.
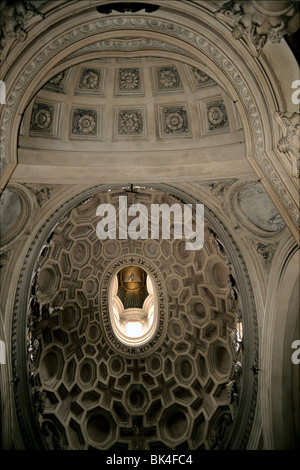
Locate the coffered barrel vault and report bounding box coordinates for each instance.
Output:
[18,57,244,183]
[0,0,299,238]
[0,0,299,451]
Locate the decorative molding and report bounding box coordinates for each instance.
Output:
[68,38,186,59]
[215,0,296,56]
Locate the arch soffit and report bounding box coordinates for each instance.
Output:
[0,2,298,239]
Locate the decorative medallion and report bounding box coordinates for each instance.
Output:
[115,107,145,138]
[119,110,142,135]
[79,69,100,90]
[30,101,55,135]
[0,185,31,246]
[0,187,21,236]
[74,67,105,96]
[71,108,98,137]
[44,70,69,93]
[119,68,141,92]
[159,105,191,137]
[152,65,183,94]
[206,100,229,132]
[158,66,182,89]
[237,182,285,232]
[188,66,216,90]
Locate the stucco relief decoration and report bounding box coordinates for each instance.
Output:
[0,185,31,245]
[276,111,300,178]
[192,67,210,84]
[0,0,43,60]
[24,183,60,207]
[30,102,54,134]
[0,188,21,237]
[159,67,180,88]
[72,108,97,136]
[48,72,65,87]
[118,110,143,135]
[207,100,229,132]
[44,71,68,93]
[191,67,215,88]
[79,68,100,90]
[154,65,183,92]
[237,182,285,232]
[256,243,276,265]
[119,68,140,91]
[163,106,189,135]
[215,0,295,55]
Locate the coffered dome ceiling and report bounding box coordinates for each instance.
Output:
[17,57,246,184]
[26,187,246,450]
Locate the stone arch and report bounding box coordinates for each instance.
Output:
[0,2,298,237]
